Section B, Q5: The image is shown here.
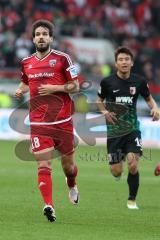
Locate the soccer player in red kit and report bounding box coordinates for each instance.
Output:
[15,19,80,222]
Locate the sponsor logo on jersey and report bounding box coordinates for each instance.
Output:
[49,59,57,67]
[116,96,133,104]
[69,66,78,78]
[129,87,136,95]
[28,72,54,78]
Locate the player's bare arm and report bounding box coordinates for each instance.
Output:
[145,95,160,121]
[38,80,79,95]
[15,82,29,99]
[96,96,117,125]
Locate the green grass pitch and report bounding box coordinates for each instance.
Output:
[0,141,160,240]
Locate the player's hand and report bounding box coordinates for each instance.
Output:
[103,111,118,125]
[14,89,23,99]
[151,108,160,121]
[38,84,58,95]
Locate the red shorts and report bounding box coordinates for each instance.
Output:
[30,120,74,155]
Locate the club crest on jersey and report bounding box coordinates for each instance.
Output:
[129,87,136,95]
[49,59,57,67]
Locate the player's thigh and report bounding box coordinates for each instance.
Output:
[125,130,142,173]
[31,134,54,164]
[54,120,75,155]
[107,136,125,165]
[125,130,142,157]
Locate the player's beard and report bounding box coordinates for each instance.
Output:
[35,43,50,52]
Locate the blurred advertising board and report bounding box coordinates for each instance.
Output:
[0,110,160,148]
[62,37,114,64]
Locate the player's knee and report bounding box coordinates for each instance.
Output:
[127,153,138,174]
[128,162,138,174]
[37,160,52,169]
[110,166,122,177]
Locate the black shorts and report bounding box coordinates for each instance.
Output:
[107,130,142,165]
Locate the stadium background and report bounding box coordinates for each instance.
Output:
[0,1,160,240]
[0,0,160,146]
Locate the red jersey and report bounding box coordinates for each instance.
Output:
[21,49,78,124]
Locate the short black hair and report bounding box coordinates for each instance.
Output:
[115,47,134,61]
[32,19,54,37]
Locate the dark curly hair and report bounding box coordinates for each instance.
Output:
[32,19,54,37]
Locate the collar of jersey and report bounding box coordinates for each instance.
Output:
[116,73,131,81]
[34,50,52,61]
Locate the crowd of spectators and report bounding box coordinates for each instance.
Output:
[0,0,160,89]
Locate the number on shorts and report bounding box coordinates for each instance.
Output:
[32,137,40,149]
[135,137,142,147]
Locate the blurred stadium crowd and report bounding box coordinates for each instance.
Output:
[0,0,160,108]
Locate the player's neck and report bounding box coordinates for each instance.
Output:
[117,71,130,80]
[36,48,51,59]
